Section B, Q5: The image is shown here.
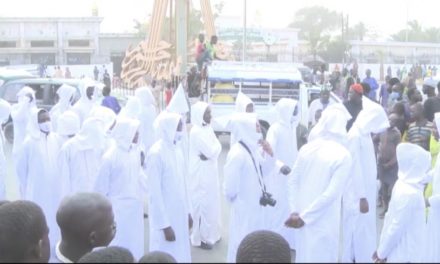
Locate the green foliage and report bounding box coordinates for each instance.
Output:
[391,20,440,42]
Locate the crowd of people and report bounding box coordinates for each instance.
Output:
[0,66,440,263]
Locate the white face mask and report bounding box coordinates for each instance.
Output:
[39,121,52,133]
[174,131,184,143]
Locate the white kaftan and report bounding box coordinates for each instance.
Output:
[135,87,157,153]
[265,98,299,249]
[50,84,76,132]
[0,99,11,200]
[94,118,145,260]
[342,101,389,263]
[377,143,430,263]
[11,87,36,157]
[189,102,222,246]
[145,112,191,263]
[288,104,352,263]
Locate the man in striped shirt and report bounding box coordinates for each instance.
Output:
[405,102,435,151]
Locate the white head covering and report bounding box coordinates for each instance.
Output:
[56,84,76,108]
[166,83,189,114]
[397,143,431,186]
[78,78,97,102]
[119,96,141,120]
[274,98,298,127]
[111,117,140,151]
[89,106,117,132]
[57,111,80,137]
[191,101,209,127]
[16,86,36,105]
[0,99,11,123]
[27,108,47,139]
[75,117,106,150]
[308,103,352,142]
[226,112,261,150]
[351,100,390,135]
[235,92,254,113]
[135,86,156,107]
[154,112,182,144]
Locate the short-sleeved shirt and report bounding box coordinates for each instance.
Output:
[405,121,435,151]
[423,96,440,122]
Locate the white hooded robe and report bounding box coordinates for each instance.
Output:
[377,143,430,263]
[230,92,254,146]
[288,104,353,263]
[145,112,191,263]
[342,101,390,263]
[94,117,145,260]
[72,79,98,125]
[50,84,76,132]
[224,113,281,263]
[425,112,440,262]
[58,117,106,196]
[0,99,11,200]
[265,98,299,249]
[189,102,222,246]
[135,87,158,153]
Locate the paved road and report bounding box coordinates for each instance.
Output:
[3,135,383,262]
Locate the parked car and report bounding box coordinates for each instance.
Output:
[0,68,36,88]
[0,78,83,144]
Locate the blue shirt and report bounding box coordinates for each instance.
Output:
[102,96,121,114]
[363,77,379,100]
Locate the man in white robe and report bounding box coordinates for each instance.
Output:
[50,84,76,132]
[265,98,299,249]
[342,100,390,263]
[285,104,353,263]
[118,96,141,121]
[230,92,254,146]
[90,106,117,151]
[58,117,106,196]
[189,102,222,249]
[224,113,288,263]
[145,112,192,262]
[72,78,99,125]
[374,143,430,263]
[425,112,440,262]
[0,99,11,200]
[11,86,36,159]
[94,118,145,260]
[135,87,158,153]
[15,108,62,247]
[53,110,80,148]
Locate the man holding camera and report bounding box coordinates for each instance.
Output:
[224,113,290,263]
[285,104,353,263]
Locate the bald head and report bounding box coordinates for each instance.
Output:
[57,193,115,249]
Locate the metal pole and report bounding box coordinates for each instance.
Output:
[405,0,409,65]
[242,0,247,64]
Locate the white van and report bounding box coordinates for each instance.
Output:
[203,61,340,135]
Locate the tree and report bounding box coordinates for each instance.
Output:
[133,19,149,38]
[347,22,367,41]
[391,20,435,42]
[289,6,341,60]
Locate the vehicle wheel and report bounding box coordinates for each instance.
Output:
[4,122,13,144]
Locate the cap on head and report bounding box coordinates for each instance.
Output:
[236,230,291,263]
[350,83,363,95]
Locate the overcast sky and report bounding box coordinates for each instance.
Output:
[1,0,439,40]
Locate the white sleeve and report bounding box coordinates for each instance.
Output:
[93,156,112,197]
[16,140,29,199]
[193,130,222,160]
[223,149,243,203]
[348,137,367,200]
[377,195,413,259]
[145,152,171,229]
[57,146,71,196]
[288,152,304,213]
[300,153,352,225]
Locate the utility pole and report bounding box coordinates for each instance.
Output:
[175,0,188,76]
[242,0,247,64]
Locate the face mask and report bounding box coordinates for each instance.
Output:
[390,92,400,101]
[174,131,184,143]
[39,121,52,133]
